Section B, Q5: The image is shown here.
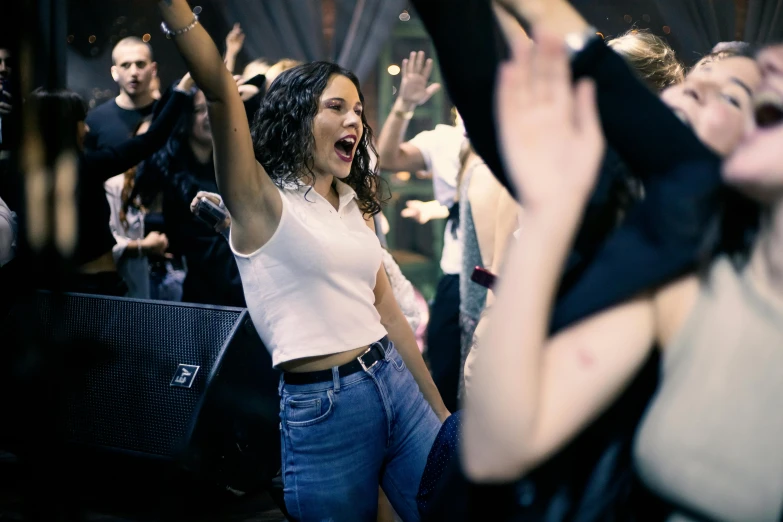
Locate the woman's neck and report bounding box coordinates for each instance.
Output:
[189,138,213,164]
[752,200,783,299]
[311,171,339,209]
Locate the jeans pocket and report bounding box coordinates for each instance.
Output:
[284,389,334,427]
[388,346,406,372]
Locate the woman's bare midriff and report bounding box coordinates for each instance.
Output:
[279,345,371,373]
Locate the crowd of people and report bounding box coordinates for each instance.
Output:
[2,0,783,520]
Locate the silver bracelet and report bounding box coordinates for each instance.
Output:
[160,12,200,38]
[137,240,143,257]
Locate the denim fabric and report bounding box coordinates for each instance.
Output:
[149,263,185,301]
[278,338,442,522]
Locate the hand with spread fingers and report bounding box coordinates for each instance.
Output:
[496,29,604,214]
[225,23,245,57]
[398,51,442,109]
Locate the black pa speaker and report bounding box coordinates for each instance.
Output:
[0,291,281,493]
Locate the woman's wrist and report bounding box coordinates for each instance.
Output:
[393,98,417,115]
[519,203,585,246]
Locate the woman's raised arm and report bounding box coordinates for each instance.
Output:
[157,0,280,250]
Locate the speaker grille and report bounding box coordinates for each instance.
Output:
[7,293,244,457]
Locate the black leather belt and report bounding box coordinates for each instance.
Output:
[283,339,388,385]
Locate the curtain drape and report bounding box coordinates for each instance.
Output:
[216,0,327,64]
[218,0,402,81]
[332,0,407,81]
[654,0,736,64]
[744,0,783,45]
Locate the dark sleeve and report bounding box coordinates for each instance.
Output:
[169,166,206,208]
[571,38,718,177]
[551,158,722,332]
[410,0,509,192]
[411,0,720,184]
[83,109,100,151]
[81,91,189,182]
[244,92,263,127]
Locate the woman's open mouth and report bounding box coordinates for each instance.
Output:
[754,91,783,129]
[334,135,357,162]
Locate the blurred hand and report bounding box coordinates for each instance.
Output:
[142,231,169,257]
[400,200,448,224]
[190,191,232,232]
[235,75,260,101]
[496,29,604,212]
[494,0,549,22]
[225,23,245,56]
[175,72,195,93]
[398,51,441,108]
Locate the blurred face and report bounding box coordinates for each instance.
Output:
[661,56,761,156]
[0,48,10,80]
[723,45,783,204]
[312,74,364,179]
[111,43,156,99]
[190,90,212,145]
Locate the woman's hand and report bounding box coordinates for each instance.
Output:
[175,72,195,94]
[496,29,604,214]
[225,23,245,57]
[400,200,449,224]
[235,75,260,101]
[397,51,441,109]
[190,191,232,232]
[142,231,169,257]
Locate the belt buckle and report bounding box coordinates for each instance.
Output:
[358,346,378,373]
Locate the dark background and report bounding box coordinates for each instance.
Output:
[63,0,749,109]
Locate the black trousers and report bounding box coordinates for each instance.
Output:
[425,274,461,413]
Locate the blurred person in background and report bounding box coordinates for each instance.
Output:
[27,74,191,296]
[377,50,466,413]
[133,88,245,307]
[465,31,783,522]
[105,117,172,299]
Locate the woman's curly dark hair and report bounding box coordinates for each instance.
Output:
[250,61,386,216]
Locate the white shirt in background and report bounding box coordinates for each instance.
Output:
[105,174,150,298]
[409,124,467,276]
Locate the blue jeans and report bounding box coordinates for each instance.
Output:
[278,338,442,522]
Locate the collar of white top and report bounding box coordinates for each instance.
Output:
[286,178,358,212]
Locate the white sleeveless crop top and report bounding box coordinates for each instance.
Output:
[229,180,387,368]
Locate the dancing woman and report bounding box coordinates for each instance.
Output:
[465,30,783,522]
[156,1,448,520]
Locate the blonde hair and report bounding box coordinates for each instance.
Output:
[608,29,684,91]
[265,58,303,85]
[241,58,270,80]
